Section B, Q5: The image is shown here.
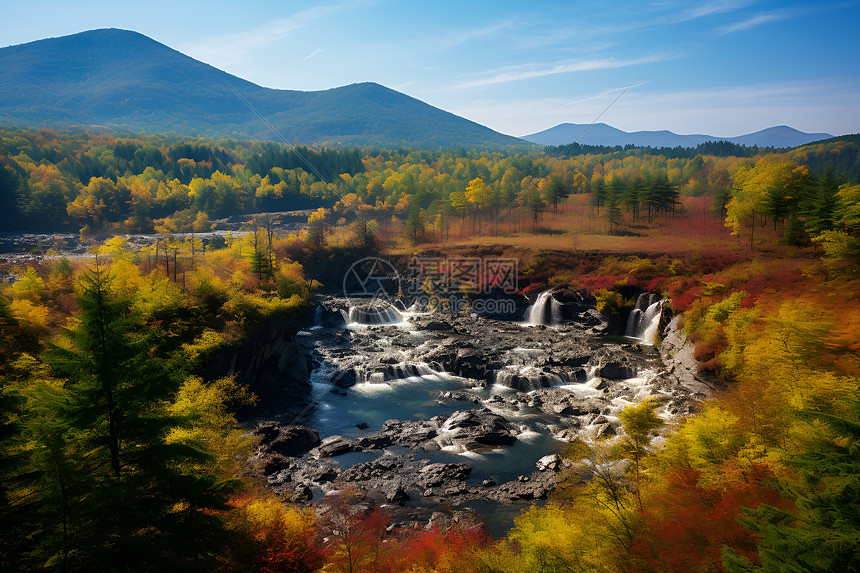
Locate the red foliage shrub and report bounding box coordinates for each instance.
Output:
[395,525,489,571]
[225,494,326,573]
[645,277,663,293]
[520,282,545,296]
[667,278,703,312]
[575,274,620,293]
[632,466,786,573]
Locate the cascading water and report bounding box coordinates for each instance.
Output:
[291,294,695,536]
[526,291,561,325]
[625,293,663,344]
[341,301,403,325]
[364,362,446,383]
[494,367,583,392]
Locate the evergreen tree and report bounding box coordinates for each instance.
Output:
[590,177,607,215]
[725,401,860,572]
[802,169,843,236]
[13,261,232,570]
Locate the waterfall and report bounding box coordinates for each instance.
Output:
[312,306,322,327]
[494,367,577,392]
[341,301,403,325]
[362,362,447,384]
[625,308,642,337]
[625,293,663,344]
[639,301,664,343]
[526,291,561,325]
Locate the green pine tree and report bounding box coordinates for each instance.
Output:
[724,400,860,572]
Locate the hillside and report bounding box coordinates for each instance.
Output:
[0,29,525,149]
[524,122,833,148]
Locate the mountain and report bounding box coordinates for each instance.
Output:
[523,122,834,149]
[724,126,836,148]
[0,29,524,148]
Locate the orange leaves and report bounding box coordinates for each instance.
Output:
[633,466,786,573]
[397,525,489,573]
[226,494,325,573]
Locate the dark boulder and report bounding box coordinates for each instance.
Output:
[256,423,321,458]
[418,462,472,487]
[440,409,517,446]
[316,435,355,457]
[332,368,358,388]
[599,362,637,380]
[452,347,489,381]
[293,484,313,502]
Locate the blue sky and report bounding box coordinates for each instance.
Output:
[3,0,859,137]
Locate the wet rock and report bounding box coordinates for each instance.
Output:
[437,390,482,404]
[318,306,347,328]
[594,423,615,437]
[386,485,410,504]
[536,454,562,472]
[419,463,472,487]
[452,348,489,381]
[552,403,595,416]
[658,316,720,395]
[356,433,392,450]
[316,435,355,457]
[340,455,405,482]
[482,479,496,487]
[293,484,313,502]
[355,422,370,430]
[256,423,320,458]
[423,321,452,331]
[439,409,517,446]
[553,427,581,441]
[599,362,637,380]
[590,416,617,438]
[591,378,611,391]
[421,440,442,452]
[381,419,439,448]
[310,467,339,482]
[580,309,609,330]
[549,353,591,368]
[332,368,358,388]
[267,469,291,486]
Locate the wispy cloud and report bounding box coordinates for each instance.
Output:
[716,9,792,34]
[560,81,650,107]
[568,0,754,41]
[442,19,517,48]
[180,1,374,67]
[717,2,860,35]
[304,49,324,60]
[670,0,756,24]
[449,55,668,90]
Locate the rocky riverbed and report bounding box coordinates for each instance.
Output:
[248,294,710,530]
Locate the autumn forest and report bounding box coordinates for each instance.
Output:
[1,125,859,572]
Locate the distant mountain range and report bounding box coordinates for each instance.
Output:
[0,28,523,148]
[522,123,834,149]
[0,29,838,151]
